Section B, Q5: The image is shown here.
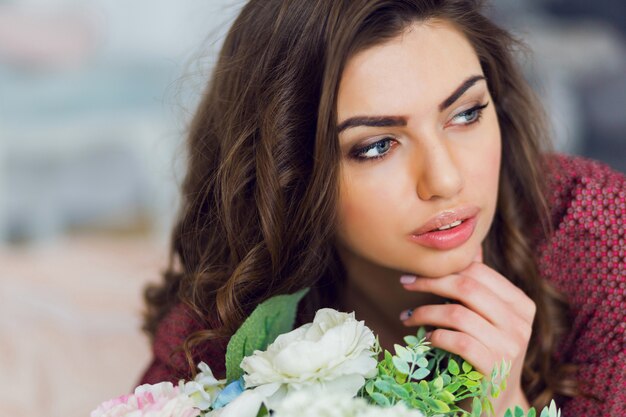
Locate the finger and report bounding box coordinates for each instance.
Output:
[402,273,531,332]
[459,262,536,323]
[400,304,513,354]
[426,328,495,376]
[402,264,535,324]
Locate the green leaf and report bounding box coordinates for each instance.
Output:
[225,288,309,382]
[437,390,455,403]
[463,379,479,388]
[447,358,460,375]
[444,381,462,393]
[365,380,375,396]
[416,356,429,368]
[433,376,444,391]
[472,397,483,417]
[484,399,495,416]
[527,408,537,417]
[466,371,483,381]
[417,326,427,340]
[404,335,419,346]
[441,374,451,385]
[416,380,430,396]
[384,350,393,364]
[391,383,410,399]
[548,400,559,417]
[411,367,430,380]
[392,356,411,375]
[371,392,391,407]
[539,407,549,417]
[462,361,472,373]
[255,403,270,417]
[381,374,395,384]
[425,398,450,413]
[504,409,513,417]
[514,406,525,417]
[395,344,413,362]
[374,379,392,394]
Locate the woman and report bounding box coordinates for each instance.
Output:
[139,1,625,416]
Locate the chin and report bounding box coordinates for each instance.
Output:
[403,248,475,278]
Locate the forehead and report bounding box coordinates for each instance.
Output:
[337,20,483,120]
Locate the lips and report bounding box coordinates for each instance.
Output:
[410,205,480,236]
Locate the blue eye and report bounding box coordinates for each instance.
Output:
[351,138,395,161]
[450,102,489,126]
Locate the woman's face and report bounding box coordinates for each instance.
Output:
[335,20,501,278]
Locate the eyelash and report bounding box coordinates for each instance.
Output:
[350,102,490,163]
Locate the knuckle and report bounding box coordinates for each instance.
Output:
[519,323,533,341]
[448,304,466,323]
[511,316,532,340]
[455,334,473,353]
[456,276,479,295]
[503,341,520,359]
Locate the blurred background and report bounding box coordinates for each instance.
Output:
[0,0,624,416]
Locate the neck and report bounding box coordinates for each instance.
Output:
[337,245,447,352]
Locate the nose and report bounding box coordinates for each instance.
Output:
[415,139,464,201]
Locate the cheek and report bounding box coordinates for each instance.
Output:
[470,110,502,185]
[337,169,400,242]
[474,116,502,218]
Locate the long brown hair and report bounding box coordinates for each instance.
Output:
[143,0,579,409]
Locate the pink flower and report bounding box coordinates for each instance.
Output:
[91,382,200,417]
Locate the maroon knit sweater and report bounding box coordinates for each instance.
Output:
[138,153,625,416]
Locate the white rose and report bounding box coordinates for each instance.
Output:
[240,308,377,408]
[181,362,226,410]
[273,390,425,417]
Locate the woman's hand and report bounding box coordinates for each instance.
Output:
[399,246,534,415]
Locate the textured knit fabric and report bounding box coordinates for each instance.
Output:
[138,153,626,416]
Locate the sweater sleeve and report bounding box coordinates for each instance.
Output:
[137,303,228,386]
[537,154,625,416]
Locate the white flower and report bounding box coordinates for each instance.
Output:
[273,391,425,417]
[204,384,279,417]
[181,362,226,410]
[91,382,199,417]
[240,308,377,409]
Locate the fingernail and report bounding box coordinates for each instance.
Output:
[399,309,413,321]
[400,275,416,285]
[424,331,432,340]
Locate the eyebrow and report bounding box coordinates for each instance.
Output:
[336,74,487,133]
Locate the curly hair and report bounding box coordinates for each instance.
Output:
[143,0,580,409]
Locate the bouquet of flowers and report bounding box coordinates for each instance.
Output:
[92,289,561,417]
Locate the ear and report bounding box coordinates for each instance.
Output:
[473,245,483,263]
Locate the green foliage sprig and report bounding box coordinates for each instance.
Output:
[361,327,510,417]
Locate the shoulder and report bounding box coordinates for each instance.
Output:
[537,152,624,273]
[542,152,625,226]
[534,153,625,413]
[537,152,624,312]
[138,303,228,385]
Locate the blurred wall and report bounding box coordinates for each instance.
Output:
[0,0,244,244]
